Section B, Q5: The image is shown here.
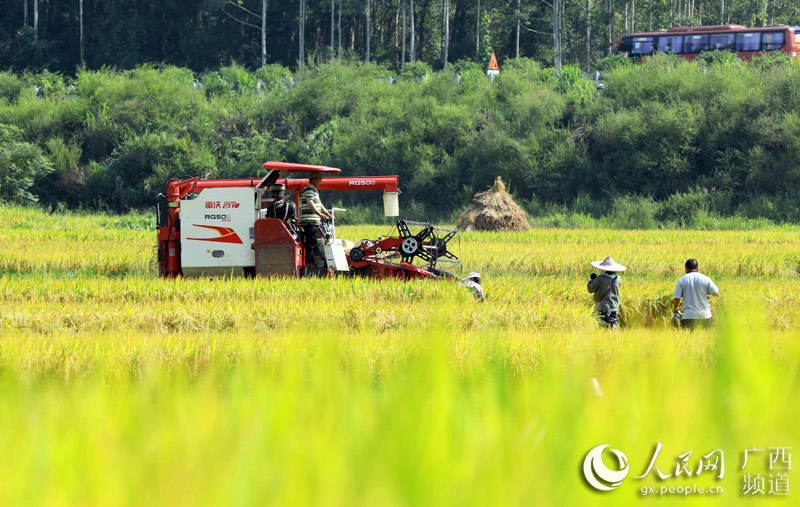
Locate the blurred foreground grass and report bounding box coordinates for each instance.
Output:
[1,321,797,506]
[1,206,799,505]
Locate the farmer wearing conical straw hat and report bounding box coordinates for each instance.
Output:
[587,256,626,329]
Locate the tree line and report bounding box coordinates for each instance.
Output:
[2,54,800,227]
[1,0,798,74]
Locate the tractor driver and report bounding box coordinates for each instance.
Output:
[261,183,296,223]
[299,171,332,267]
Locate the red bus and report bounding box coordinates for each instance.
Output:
[615,25,800,61]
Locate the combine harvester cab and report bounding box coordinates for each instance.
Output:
[157,161,483,298]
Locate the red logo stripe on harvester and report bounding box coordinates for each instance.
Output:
[187,225,243,244]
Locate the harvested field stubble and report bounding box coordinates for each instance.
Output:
[1,205,799,505]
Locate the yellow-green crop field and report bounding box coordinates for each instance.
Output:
[1,205,799,506]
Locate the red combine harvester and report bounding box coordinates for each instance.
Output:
[157,162,483,298]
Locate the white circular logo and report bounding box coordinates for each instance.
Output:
[583,444,630,491]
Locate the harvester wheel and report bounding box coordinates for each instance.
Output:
[349,246,365,262]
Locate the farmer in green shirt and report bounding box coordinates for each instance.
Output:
[300,171,332,268]
[587,256,626,329]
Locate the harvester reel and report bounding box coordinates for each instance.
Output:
[344,220,478,293]
[393,220,460,268]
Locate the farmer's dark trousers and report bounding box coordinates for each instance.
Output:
[301,224,322,264]
[681,318,713,330]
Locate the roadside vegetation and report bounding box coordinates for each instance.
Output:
[1,53,799,227]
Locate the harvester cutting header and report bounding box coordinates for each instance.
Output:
[156,162,484,299]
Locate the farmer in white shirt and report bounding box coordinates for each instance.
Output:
[672,258,720,330]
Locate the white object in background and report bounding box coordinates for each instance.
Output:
[383,192,399,217]
[323,208,349,272]
[323,239,350,272]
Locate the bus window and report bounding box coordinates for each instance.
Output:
[684,34,709,53]
[709,33,735,50]
[795,30,800,45]
[735,32,760,51]
[762,31,785,51]
[631,37,655,55]
[658,35,684,54]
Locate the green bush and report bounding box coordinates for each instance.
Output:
[655,189,711,226]
[750,51,794,71]
[217,131,287,179]
[0,71,23,103]
[451,60,483,74]
[501,57,546,80]
[400,61,433,80]
[36,137,84,206]
[73,68,108,100]
[552,66,597,104]
[737,195,800,223]
[93,65,203,133]
[254,64,293,93]
[86,132,194,210]
[0,123,52,203]
[589,101,698,198]
[595,54,632,71]
[0,91,87,142]
[31,70,66,98]
[698,50,741,67]
[571,192,608,218]
[202,71,234,97]
[607,195,658,229]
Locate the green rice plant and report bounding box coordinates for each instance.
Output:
[1,206,799,505]
[0,319,796,505]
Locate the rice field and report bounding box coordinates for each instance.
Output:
[1,205,799,505]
